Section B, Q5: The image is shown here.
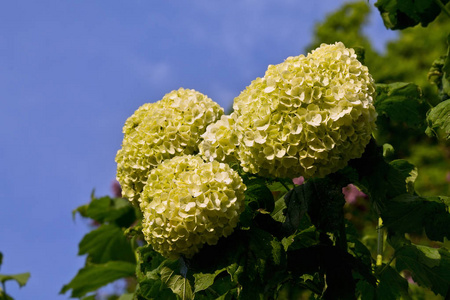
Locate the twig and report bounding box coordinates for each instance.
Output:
[376,217,384,267]
[435,0,450,18]
[1,281,7,300]
[278,179,291,192]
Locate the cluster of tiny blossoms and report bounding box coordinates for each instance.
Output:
[199,114,240,165]
[116,42,377,259]
[231,42,377,178]
[116,88,223,204]
[140,155,246,259]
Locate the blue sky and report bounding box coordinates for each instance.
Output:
[0,1,395,299]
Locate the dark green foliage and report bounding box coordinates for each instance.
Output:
[375,83,429,130]
[79,224,136,264]
[395,245,450,296]
[62,195,140,298]
[73,193,138,228]
[381,194,450,240]
[375,0,449,29]
[426,99,450,139]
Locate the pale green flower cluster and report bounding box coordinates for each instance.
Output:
[199,114,240,164]
[116,42,377,259]
[140,155,246,259]
[232,42,377,178]
[116,88,223,204]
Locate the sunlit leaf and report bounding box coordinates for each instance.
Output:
[73,195,137,227]
[60,261,136,298]
[193,268,226,293]
[0,272,30,288]
[160,266,193,300]
[426,99,450,139]
[78,224,135,264]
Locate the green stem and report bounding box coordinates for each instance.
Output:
[435,0,450,18]
[376,217,384,267]
[278,179,291,192]
[337,218,348,252]
[1,281,7,300]
[377,253,396,275]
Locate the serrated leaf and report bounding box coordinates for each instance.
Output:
[193,268,226,293]
[282,226,319,251]
[225,263,243,284]
[270,239,283,266]
[375,83,428,129]
[0,272,30,288]
[389,160,417,194]
[160,266,193,300]
[244,178,275,213]
[135,244,166,281]
[375,0,448,29]
[395,245,450,296]
[78,224,135,264]
[348,139,416,213]
[270,196,286,223]
[377,265,409,300]
[381,193,450,241]
[285,177,346,234]
[60,261,136,298]
[73,195,137,227]
[426,99,450,139]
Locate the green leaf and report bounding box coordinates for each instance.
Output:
[0,272,31,288]
[375,0,448,30]
[375,83,428,130]
[160,266,193,300]
[282,225,319,251]
[381,193,450,241]
[78,224,136,264]
[357,264,408,300]
[270,196,287,223]
[426,99,450,139]
[0,252,3,267]
[395,245,450,296]
[389,160,417,194]
[243,177,275,213]
[284,177,346,234]
[377,265,409,300]
[118,293,134,300]
[73,195,137,227]
[60,261,136,298]
[193,268,226,293]
[225,263,243,284]
[348,139,414,213]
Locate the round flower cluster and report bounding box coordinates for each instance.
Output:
[116,88,223,204]
[232,42,377,179]
[199,114,240,165]
[140,155,246,259]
